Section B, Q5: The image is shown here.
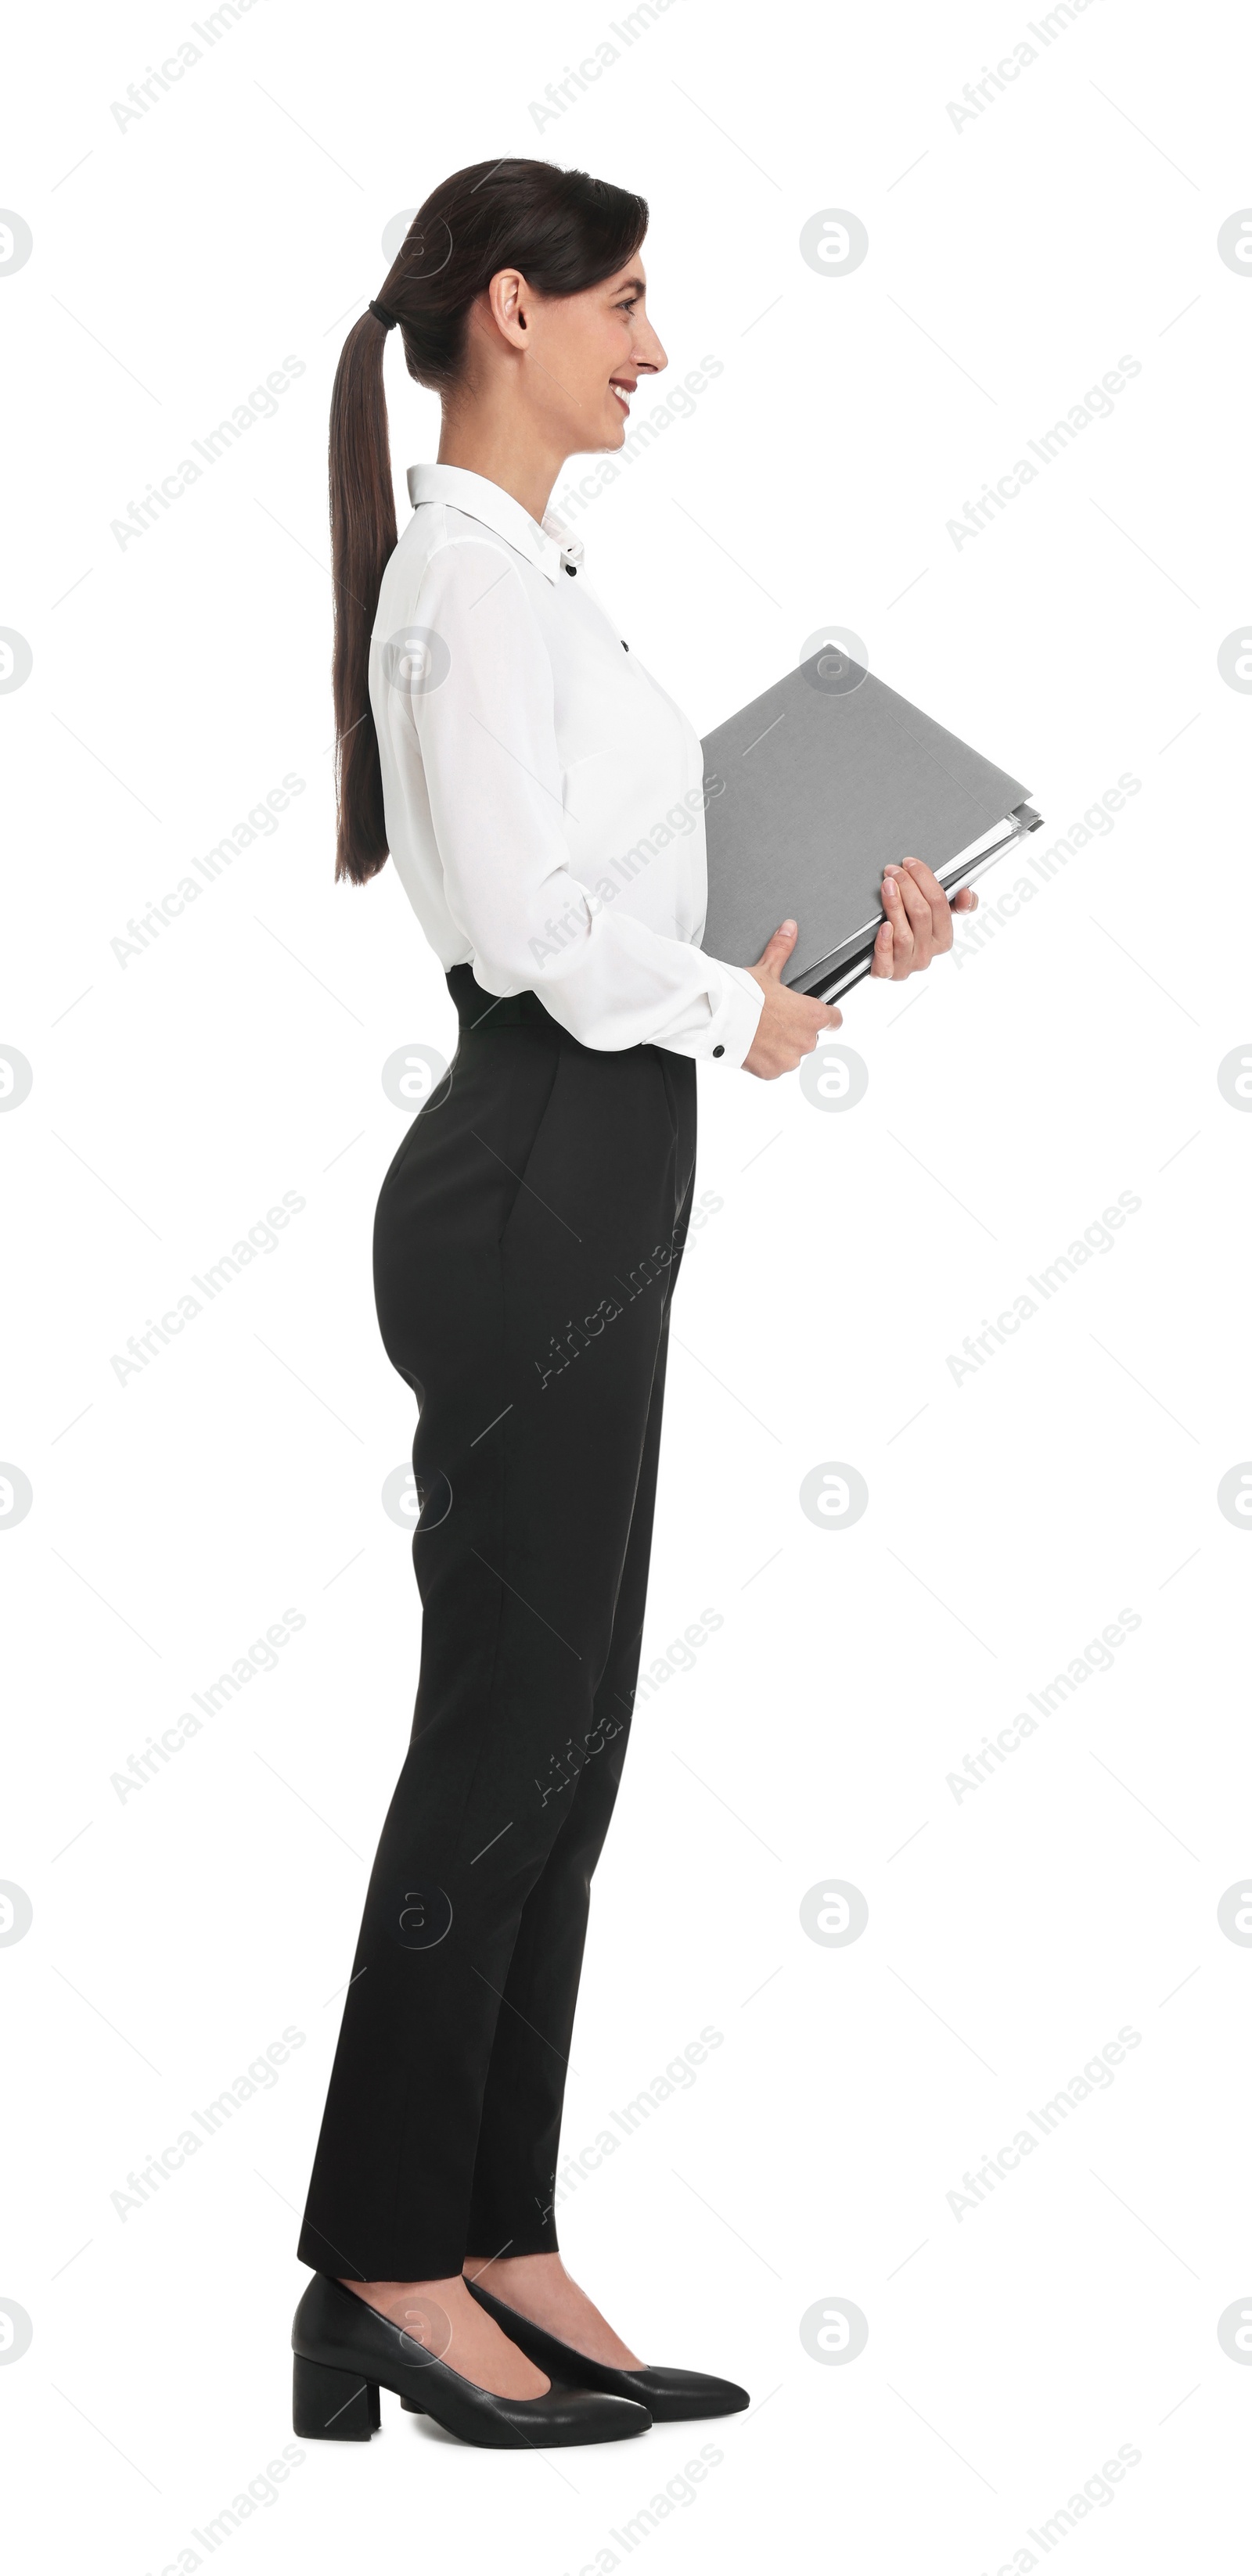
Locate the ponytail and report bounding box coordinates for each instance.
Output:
[327,157,648,887]
[329,309,397,883]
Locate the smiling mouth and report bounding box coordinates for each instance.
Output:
[610,380,635,411]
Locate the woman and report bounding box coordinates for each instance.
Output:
[293,156,976,2452]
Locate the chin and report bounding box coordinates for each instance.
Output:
[574,408,628,458]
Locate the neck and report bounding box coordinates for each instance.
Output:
[436,396,567,529]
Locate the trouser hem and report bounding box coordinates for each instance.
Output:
[297,2217,472,2284]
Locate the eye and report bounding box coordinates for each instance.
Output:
[616,295,638,313]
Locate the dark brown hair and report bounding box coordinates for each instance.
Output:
[329,156,649,885]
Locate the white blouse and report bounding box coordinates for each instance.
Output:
[368,462,765,1065]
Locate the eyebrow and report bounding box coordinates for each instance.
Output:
[612,274,646,296]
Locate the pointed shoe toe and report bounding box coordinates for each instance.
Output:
[464,2280,750,2421]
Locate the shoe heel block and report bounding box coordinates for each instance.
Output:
[292,2353,381,2442]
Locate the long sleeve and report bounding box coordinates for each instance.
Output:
[400,538,765,1063]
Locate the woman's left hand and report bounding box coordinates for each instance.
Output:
[871,857,980,981]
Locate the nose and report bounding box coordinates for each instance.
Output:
[634,315,667,377]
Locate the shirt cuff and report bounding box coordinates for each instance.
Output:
[702,959,765,1067]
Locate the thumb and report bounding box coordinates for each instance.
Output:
[752,918,798,979]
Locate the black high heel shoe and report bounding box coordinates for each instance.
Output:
[291,2273,652,2449]
[447,2276,750,2423]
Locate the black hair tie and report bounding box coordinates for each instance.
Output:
[369,300,399,330]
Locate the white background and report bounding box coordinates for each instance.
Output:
[3,1,1252,2569]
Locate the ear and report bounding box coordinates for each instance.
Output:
[486,266,530,351]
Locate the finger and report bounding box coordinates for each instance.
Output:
[870,917,894,979]
[952,886,979,913]
[751,918,798,978]
[892,864,934,965]
[799,1001,844,1051]
[880,872,916,972]
[902,856,952,951]
[891,873,932,967]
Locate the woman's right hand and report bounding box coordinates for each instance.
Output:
[743,922,843,1080]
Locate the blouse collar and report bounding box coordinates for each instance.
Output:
[405,462,582,584]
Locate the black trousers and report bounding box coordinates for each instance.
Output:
[297,969,697,2282]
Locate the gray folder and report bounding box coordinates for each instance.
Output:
[700,649,1042,998]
